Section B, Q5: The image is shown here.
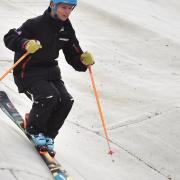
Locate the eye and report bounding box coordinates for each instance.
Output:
[60,5,73,10]
[68,7,73,10]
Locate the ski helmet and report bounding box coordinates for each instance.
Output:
[50,0,77,18]
[50,0,77,6]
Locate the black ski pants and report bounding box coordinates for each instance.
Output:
[25,79,74,139]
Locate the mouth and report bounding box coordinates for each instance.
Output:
[60,14,67,19]
[63,15,68,18]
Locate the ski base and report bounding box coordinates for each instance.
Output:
[0,91,72,180]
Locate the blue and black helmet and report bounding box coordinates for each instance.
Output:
[50,0,77,6]
[50,0,77,16]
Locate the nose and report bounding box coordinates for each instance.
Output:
[65,8,72,15]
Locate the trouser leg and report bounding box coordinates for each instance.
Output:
[24,81,60,135]
[46,80,74,139]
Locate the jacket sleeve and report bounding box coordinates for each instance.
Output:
[4,19,34,53]
[62,24,87,72]
[63,38,87,72]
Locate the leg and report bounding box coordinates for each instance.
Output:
[24,80,61,135]
[46,80,74,138]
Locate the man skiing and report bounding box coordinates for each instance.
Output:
[4,0,94,154]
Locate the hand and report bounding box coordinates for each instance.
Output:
[24,40,42,54]
[80,52,95,66]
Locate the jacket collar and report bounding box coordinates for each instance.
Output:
[43,7,69,33]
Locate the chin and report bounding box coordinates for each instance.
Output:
[58,16,68,21]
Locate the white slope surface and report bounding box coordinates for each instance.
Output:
[0,0,180,180]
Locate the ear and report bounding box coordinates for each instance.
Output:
[50,2,55,8]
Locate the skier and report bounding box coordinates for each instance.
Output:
[4,0,94,153]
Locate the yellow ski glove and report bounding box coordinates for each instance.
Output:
[24,40,42,54]
[80,52,95,66]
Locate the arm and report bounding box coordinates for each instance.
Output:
[4,19,34,53]
[63,36,87,72]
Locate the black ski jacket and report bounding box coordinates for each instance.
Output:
[4,7,87,92]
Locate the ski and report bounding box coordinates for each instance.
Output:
[0,91,72,180]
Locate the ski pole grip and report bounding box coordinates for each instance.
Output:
[0,52,29,81]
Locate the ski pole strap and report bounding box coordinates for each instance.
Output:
[0,52,29,81]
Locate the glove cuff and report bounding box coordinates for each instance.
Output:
[21,39,29,50]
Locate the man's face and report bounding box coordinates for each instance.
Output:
[52,3,74,21]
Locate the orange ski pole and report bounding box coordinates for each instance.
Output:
[88,66,113,155]
[0,52,29,81]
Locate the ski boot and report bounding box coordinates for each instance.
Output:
[30,133,48,152]
[46,137,56,157]
[24,114,47,151]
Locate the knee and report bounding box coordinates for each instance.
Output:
[45,91,60,103]
[58,95,74,110]
[34,91,60,107]
[63,96,74,108]
[67,97,74,108]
